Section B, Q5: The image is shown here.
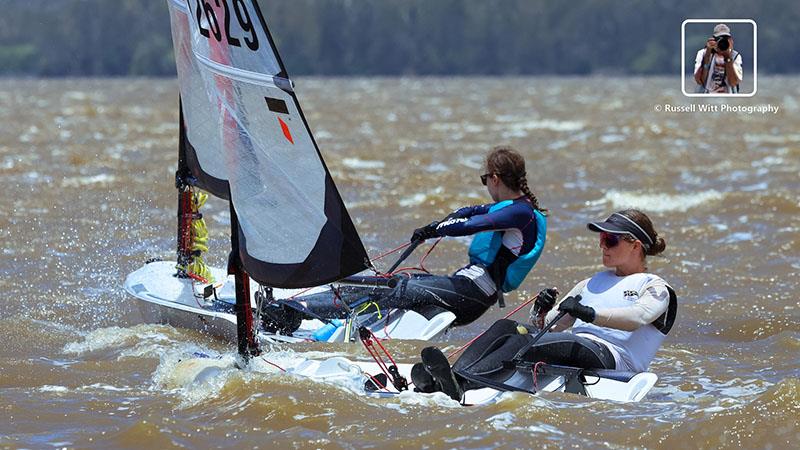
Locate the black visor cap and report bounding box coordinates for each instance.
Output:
[587,213,653,250]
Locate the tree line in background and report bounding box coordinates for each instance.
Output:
[1,0,797,77]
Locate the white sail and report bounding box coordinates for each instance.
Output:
[167,0,368,287]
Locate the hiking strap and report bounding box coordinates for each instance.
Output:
[456,363,589,397]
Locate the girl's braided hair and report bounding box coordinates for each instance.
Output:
[486,145,547,215]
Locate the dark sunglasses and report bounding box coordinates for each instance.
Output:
[480,173,496,185]
[600,232,635,248]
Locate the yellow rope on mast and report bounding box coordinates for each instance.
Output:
[176,189,214,283]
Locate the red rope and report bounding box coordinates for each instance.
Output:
[363,339,392,379]
[277,239,440,304]
[331,286,344,309]
[417,237,442,272]
[387,266,428,275]
[190,285,206,309]
[366,373,387,391]
[286,286,315,300]
[385,238,443,277]
[187,272,210,284]
[277,240,417,315]
[532,361,545,391]
[370,242,412,262]
[260,356,287,372]
[446,296,536,360]
[381,308,394,340]
[188,275,211,309]
[284,239,426,303]
[366,327,399,367]
[178,189,193,257]
[359,326,405,392]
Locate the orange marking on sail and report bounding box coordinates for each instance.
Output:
[278,117,294,144]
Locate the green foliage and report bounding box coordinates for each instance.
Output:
[0,0,796,76]
[0,44,37,74]
[631,42,669,75]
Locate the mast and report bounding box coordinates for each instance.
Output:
[175,100,193,276]
[228,200,260,360]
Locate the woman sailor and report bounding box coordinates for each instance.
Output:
[271,145,547,331]
[411,209,677,401]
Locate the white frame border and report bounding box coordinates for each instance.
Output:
[681,19,757,97]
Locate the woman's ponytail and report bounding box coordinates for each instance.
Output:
[519,174,547,216]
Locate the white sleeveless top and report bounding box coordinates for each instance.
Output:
[571,271,670,372]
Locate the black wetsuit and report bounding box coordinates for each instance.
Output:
[452,319,615,389]
[292,197,541,326]
[293,273,493,326]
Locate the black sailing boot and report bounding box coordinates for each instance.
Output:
[410,362,436,393]
[420,346,463,401]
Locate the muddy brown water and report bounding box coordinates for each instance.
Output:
[0,77,798,448]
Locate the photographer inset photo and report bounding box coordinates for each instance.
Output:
[682,19,756,97]
[695,24,742,93]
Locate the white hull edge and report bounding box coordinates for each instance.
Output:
[168,355,657,404]
[290,357,658,403]
[123,261,457,343]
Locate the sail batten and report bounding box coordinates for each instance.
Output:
[194,52,294,91]
[167,0,369,287]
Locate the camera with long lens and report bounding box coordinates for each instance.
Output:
[714,35,730,51]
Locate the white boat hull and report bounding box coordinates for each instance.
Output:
[124,261,456,343]
[167,354,657,404]
[290,357,658,404]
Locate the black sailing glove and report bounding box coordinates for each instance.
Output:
[530,287,559,329]
[533,288,558,314]
[411,221,439,242]
[557,295,595,323]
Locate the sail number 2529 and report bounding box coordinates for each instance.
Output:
[190,0,268,51]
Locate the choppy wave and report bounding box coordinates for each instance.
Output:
[61,173,117,187]
[398,187,445,207]
[63,324,175,355]
[501,118,585,132]
[39,385,69,393]
[341,158,386,169]
[744,133,800,144]
[588,189,724,212]
[655,378,799,448]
